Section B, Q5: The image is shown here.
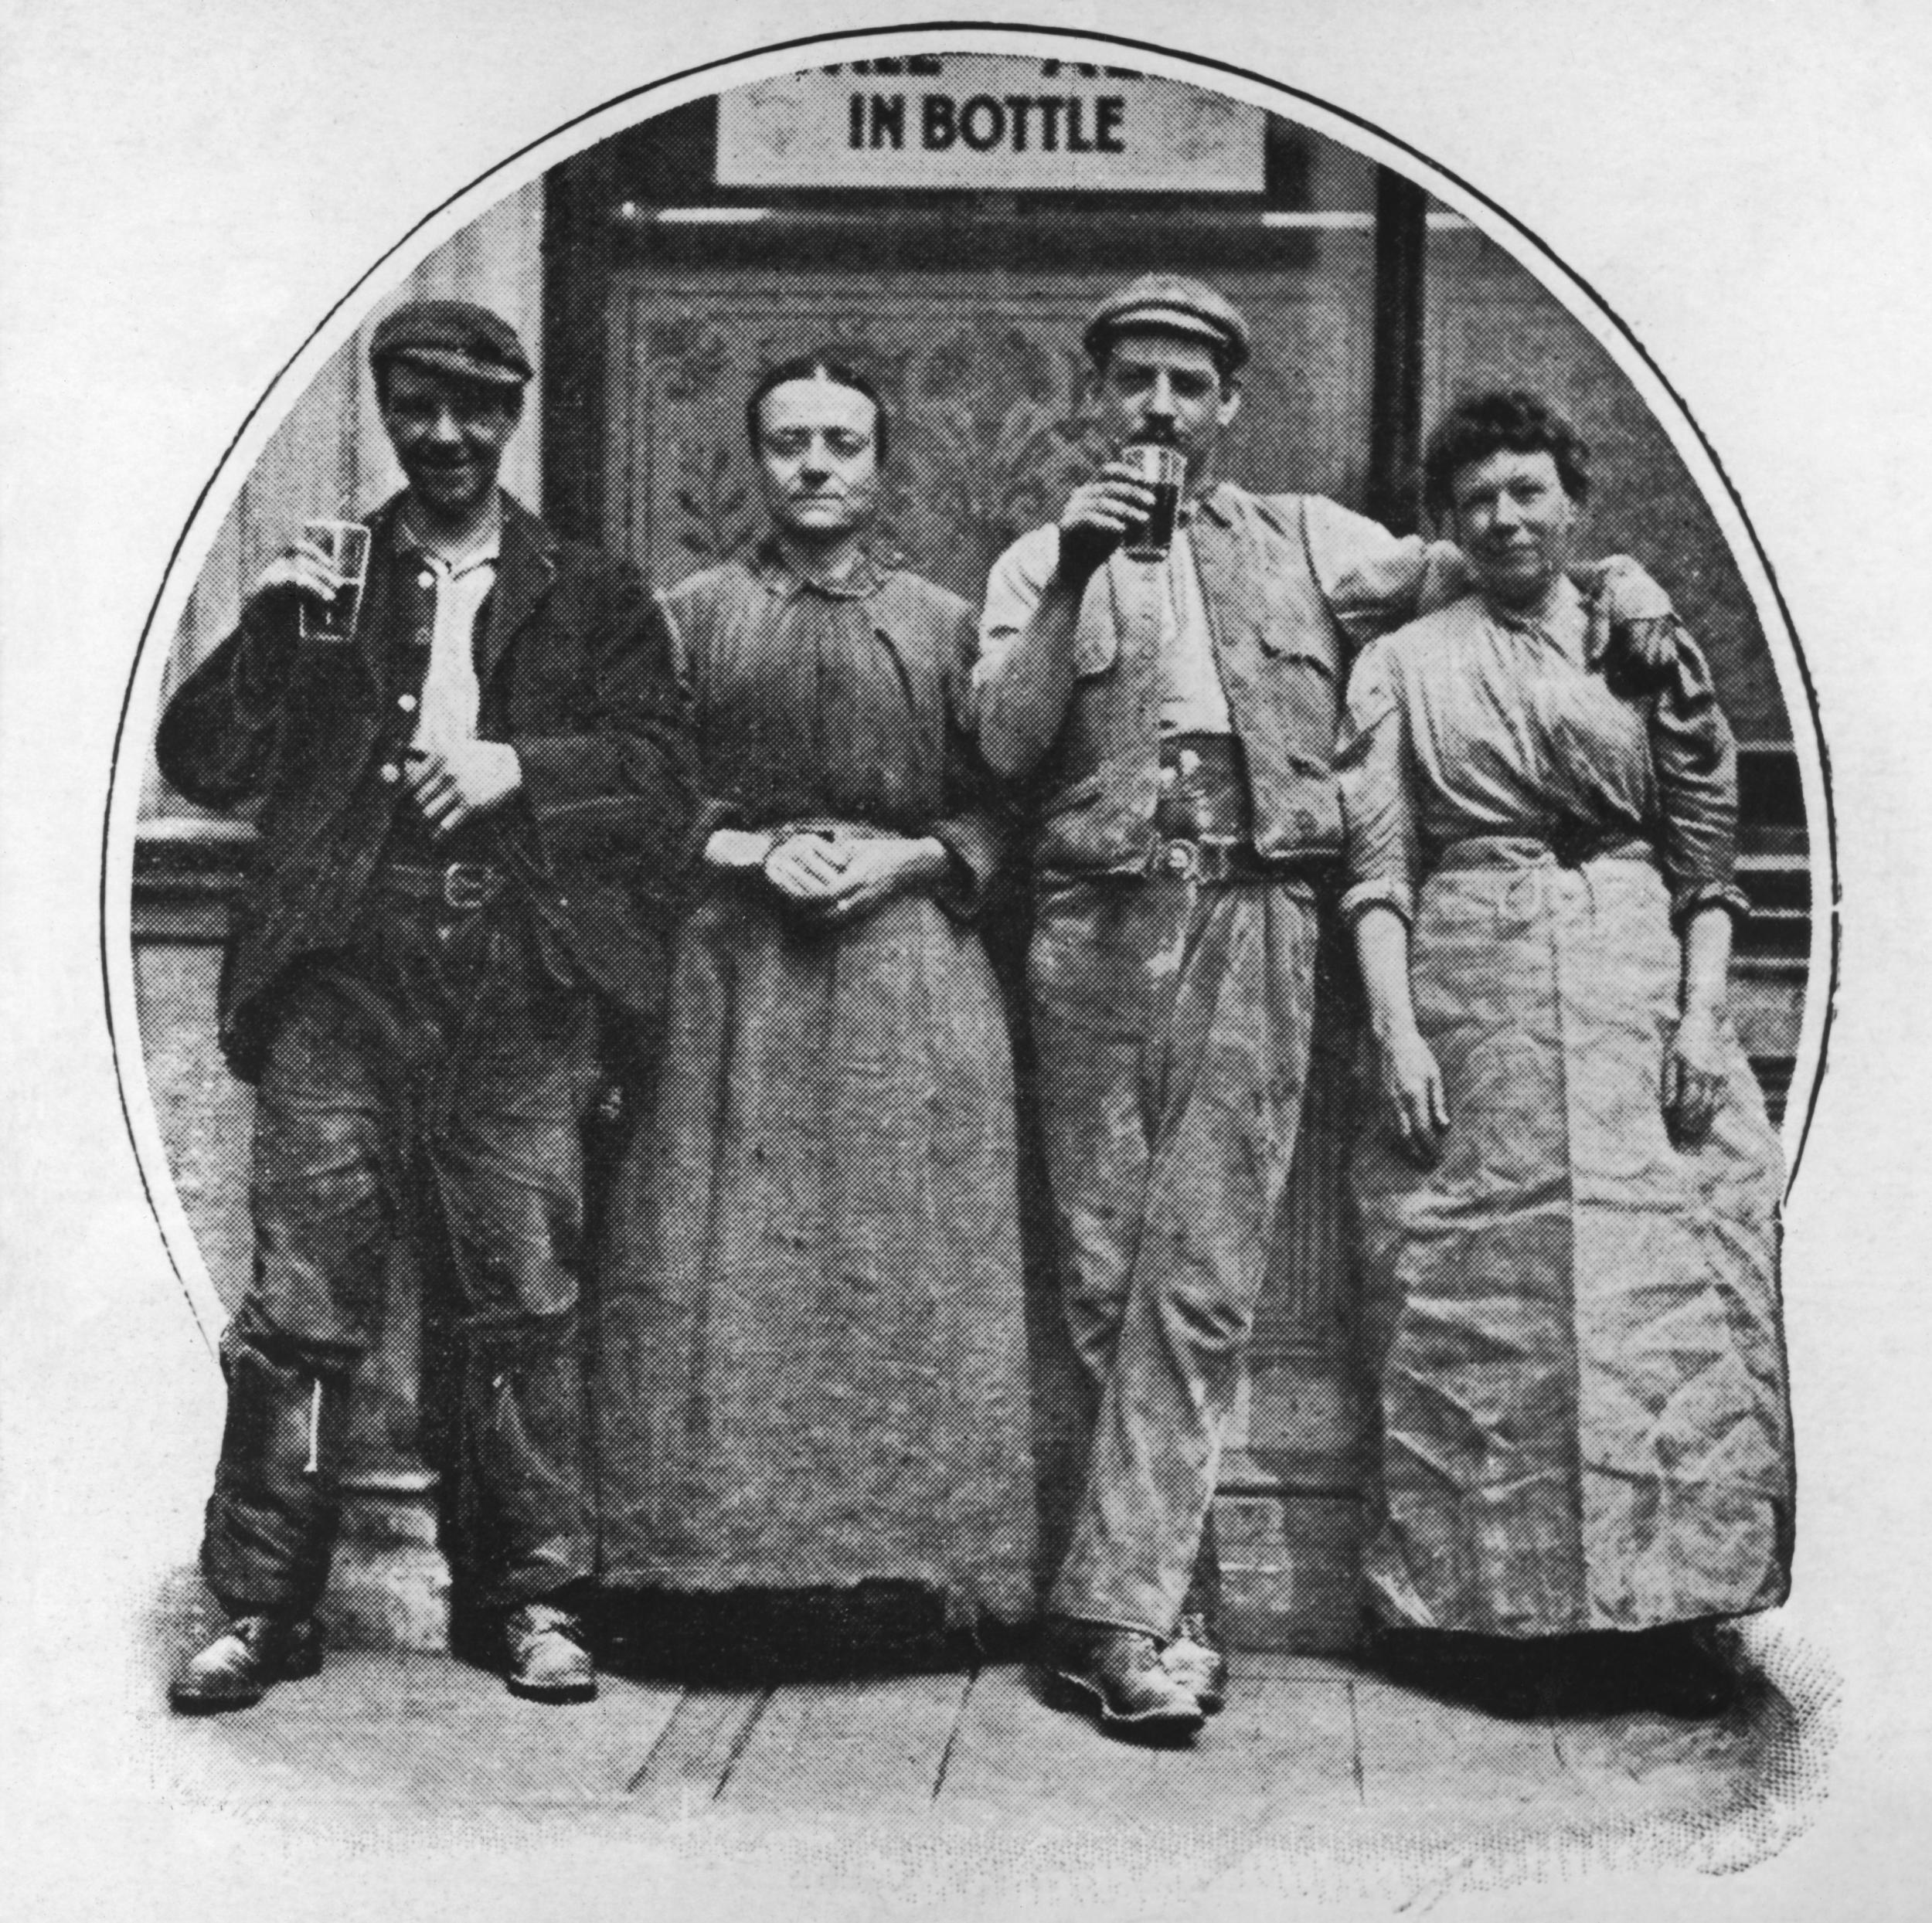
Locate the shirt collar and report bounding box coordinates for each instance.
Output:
[750,532,896,602]
[1488,572,1586,661]
[396,489,504,574]
[1190,483,1233,529]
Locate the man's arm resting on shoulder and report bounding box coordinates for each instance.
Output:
[1299,495,1682,657]
[1299,495,1468,653]
[972,526,1088,780]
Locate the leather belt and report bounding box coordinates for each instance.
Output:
[1149,836,1284,886]
[371,859,508,911]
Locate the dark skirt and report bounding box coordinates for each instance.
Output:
[1352,849,1794,1636]
[593,885,1039,1628]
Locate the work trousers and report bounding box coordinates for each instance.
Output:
[1029,871,1318,1636]
[201,902,601,1617]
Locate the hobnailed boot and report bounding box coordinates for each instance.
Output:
[169,1613,323,1714]
[1164,1512,1230,1714]
[1044,1619,1206,1741]
[502,1601,597,1704]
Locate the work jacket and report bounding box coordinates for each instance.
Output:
[156,491,696,1078]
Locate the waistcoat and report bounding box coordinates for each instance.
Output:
[1032,486,1345,877]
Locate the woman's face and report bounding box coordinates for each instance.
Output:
[753,376,882,544]
[1447,447,1579,610]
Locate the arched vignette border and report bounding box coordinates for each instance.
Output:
[100,21,1838,1354]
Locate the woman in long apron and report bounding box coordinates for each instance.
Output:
[594,360,1037,1662]
[1338,390,1794,1716]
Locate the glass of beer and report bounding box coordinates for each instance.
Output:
[1121,430,1186,563]
[299,518,372,644]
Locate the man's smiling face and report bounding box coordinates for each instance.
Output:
[379,360,522,525]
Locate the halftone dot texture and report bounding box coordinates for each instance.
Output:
[128,56,1820,1891]
[145,1565,1835,1904]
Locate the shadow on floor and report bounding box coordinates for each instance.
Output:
[141,1566,1838,1910]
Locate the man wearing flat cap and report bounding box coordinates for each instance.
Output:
[977,273,1679,1738]
[162,299,694,1711]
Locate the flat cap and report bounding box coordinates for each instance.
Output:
[1083,274,1251,376]
[369,299,532,389]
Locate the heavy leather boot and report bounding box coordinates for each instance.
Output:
[1045,1618,1206,1741]
[502,1600,597,1704]
[1164,1510,1230,1714]
[169,1612,324,1714]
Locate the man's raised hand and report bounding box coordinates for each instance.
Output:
[1056,459,1156,587]
[249,536,345,620]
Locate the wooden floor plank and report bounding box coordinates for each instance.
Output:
[1129,1652,1363,1830]
[721,1670,975,1817]
[170,1653,688,1809]
[157,1632,1794,1842]
[625,1684,772,1818]
[935,1661,1182,1827]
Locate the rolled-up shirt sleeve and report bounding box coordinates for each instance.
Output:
[1301,495,1469,653]
[1337,637,1420,925]
[1650,623,1752,927]
[973,525,1085,778]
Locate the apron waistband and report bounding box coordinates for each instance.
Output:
[1430,832,1655,876]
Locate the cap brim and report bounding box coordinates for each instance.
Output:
[380,345,529,389]
[1088,306,1244,365]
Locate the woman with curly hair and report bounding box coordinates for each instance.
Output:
[1338,390,1794,1717]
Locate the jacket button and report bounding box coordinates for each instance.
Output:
[397,693,418,713]
[415,628,432,647]
[379,763,401,784]
[1164,843,1192,875]
[418,570,435,590]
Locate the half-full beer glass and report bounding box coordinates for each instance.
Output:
[299,518,372,644]
[1121,430,1186,564]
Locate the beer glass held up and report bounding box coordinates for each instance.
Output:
[298,518,372,644]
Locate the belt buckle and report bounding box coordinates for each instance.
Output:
[1198,837,1240,885]
[1158,839,1198,882]
[442,861,495,911]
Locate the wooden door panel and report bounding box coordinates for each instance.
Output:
[604,253,1375,1503]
